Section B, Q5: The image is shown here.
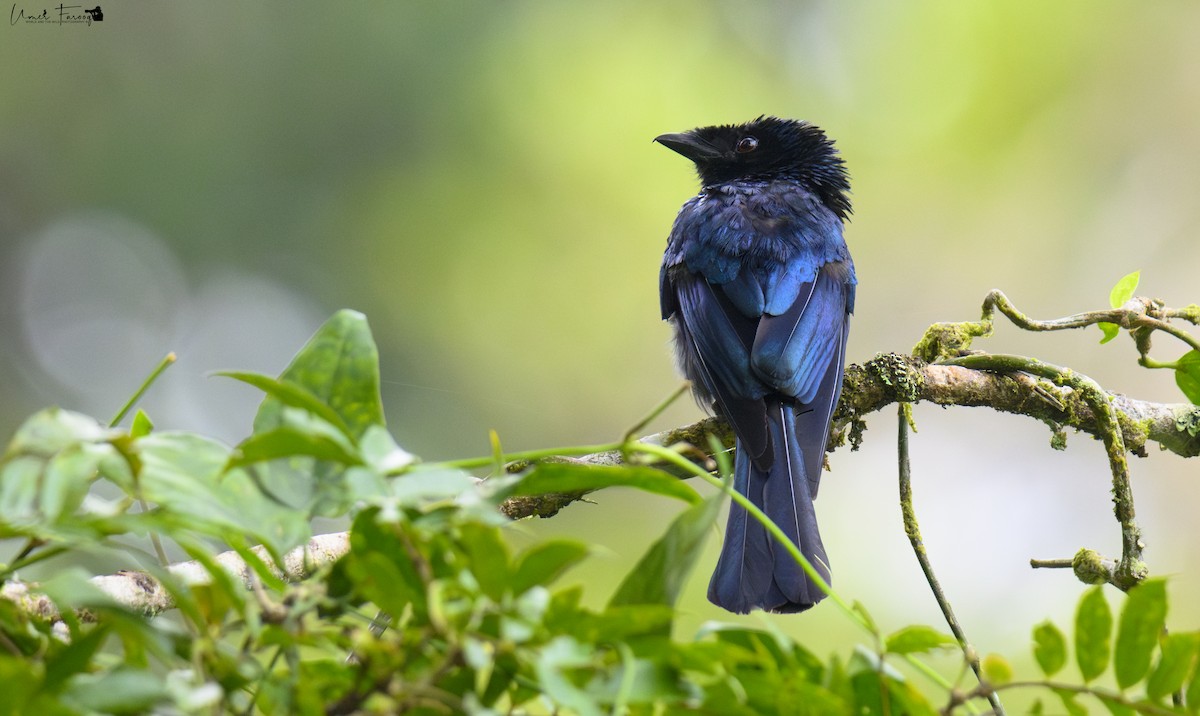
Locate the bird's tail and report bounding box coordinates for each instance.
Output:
[707,401,830,614]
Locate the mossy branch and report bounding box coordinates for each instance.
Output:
[1,533,351,621]
[836,355,1200,458]
[501,352,1200,526]
[897,289,1200,591]
[898,405,1004,715]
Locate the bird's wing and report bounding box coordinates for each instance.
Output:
[752,261,854,493]
[671,272,771,465]
[752,261,853,404]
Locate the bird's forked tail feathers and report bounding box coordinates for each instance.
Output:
[707,402,830,614]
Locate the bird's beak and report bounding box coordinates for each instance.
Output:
[654,132,721,162]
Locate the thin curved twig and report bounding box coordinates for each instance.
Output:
[897,405,1004,715]
[981,290,1200,354]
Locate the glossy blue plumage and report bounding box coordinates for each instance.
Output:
[658,129,855,614]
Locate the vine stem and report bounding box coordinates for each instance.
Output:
[897,406,1005,716]
[942,354,1146,590]
[982,290,1200,353]
[109,352,176,427]
[109,352,178,568]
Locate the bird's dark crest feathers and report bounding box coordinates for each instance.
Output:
[656,115,852,221]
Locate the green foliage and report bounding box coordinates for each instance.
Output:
[1146,633,1199,702]
[1034,620,1068,677]
[1077,586,1114,682]
[983,653,1014,685]
[1175,350,1200,405]
[1110,272,1142,310]
[1022,578,1200,715]
[253,309,386,440]
[505,462,701,505]
[884,625,957,655]
[1095,270,1200,406]
[608,494,721,610]
[1115,579,1169,690]
[2,311,1197,714]
[1099,270,1140,344]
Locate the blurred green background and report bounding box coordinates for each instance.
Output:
[3,0,1200,689]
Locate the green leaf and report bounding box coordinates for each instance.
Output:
[765,678,850,715]
[242,312,386,518]
[1033,620,1068,677]
[352,551,417,617]
[608,493,721,608]
[226,426,363,469]
[884,678,939,716]
[1187,654,1200,714]
[60,668,168,713]
[230,541,288,592]
[459,522,511,600]
[1114,578,1168,690]
[1175,350,1200,405]
[884,626,957,655]
[700,623,794,666]
[511,540,590,595]
[981,654,1013,686]
[345,510,426,616]
[138,433,310,555]
[0,654,40,712]
[846,648,916,715]
[534,636,603,716]
[180,541,250,624]
[4,408,114,458]
[847,668,887,716]
[1146,632,1199,701]
[41,445,105,521]
[219,371,358,443]
[43,625,109,692]
[1109,270,1141,308]
[129,410,154,439]
[253,310,385,441]
[0,456,41,529]
[1076,586,1114,683]
[586,654,690,705]
[574,605,675,643]
[390,467,479,506]
[1098,271,1139,343]
[359,424,416,474]
[510,463,701,505]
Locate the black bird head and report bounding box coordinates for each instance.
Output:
[655,116,851,219]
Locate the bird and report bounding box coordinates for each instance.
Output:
[655,116,855,614]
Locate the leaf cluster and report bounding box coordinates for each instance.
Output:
[0,310,1194,715]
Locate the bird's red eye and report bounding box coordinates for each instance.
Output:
[736,136,758,153]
